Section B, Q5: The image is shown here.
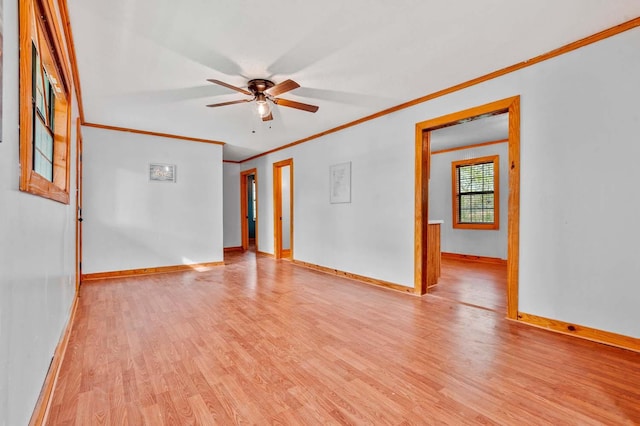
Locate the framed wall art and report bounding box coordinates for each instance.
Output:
[330,162,351,203]
[149,163,176,182]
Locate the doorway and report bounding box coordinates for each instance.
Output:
[273,159,293,260]
[427,113,509,312]
[240,168,258,251]
[414,96,520,319]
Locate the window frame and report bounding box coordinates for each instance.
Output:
[19,0,72,204]
[451,155,500,230]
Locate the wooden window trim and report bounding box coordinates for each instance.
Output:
[451,155,500,230]
[19,0,72,204]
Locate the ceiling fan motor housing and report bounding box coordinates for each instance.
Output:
[248,79,275,95]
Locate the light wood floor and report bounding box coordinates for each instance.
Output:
[46,251,640,424]
[429,258,507,313]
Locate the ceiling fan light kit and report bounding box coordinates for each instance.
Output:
[255,93,271,118]
[206,78,319,121]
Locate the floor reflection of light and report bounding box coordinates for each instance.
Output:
[180,256,216,271]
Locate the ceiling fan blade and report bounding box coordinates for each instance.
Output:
[207,79,252,96]
[273,98,319,113]
[206,99,252,108]
[266,79,300,97]
[262,112,273,122]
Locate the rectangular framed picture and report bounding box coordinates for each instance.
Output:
[330,162,351,203]
[149,163,176,182]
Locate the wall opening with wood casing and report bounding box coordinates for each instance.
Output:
[240,168,258,251]
[224,162,242,249]
[414,97,520,306]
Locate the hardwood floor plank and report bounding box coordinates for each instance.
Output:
[139,404,163,425]
[187,394,216,425]
[156,391,182,425]
[45,250,640,424]
[188,371,235,424]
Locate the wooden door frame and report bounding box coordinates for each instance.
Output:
[273,159,294,259]
[240,168,258,251]
[414,96,520,319]
[75,118,83,292]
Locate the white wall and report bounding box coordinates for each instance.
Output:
[243,27,640,338]
[0,1,78,423]
[223,162,241,248]
[242,118,416,287]
[429,142,508,259]
[82,127,224,273]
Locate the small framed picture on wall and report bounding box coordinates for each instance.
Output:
[330,162,351,203]
[149,163,177,182]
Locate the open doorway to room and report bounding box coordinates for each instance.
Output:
[240,168,258,252]
[415,96,520,319]
[427,113,509,312]
[273,159,293,260]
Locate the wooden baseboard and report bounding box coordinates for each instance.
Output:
[517,312,640,353]
[224,246,243,253]
[442,252,507,265]
[292,259,416,295]
[82,261,225,281]
[256,251,274,258]
[29,295,79,426]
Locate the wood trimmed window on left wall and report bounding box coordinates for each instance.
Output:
[19,0,72,204]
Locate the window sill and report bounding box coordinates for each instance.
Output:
[453,223,499,230]
[21,171,70,204]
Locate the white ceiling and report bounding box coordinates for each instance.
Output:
[67,1,640,161]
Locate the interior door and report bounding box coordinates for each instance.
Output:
[273,159,293,259]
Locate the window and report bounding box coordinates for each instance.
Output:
[19,0,72,203]
[32,43,56,181]
[451,155,499,230]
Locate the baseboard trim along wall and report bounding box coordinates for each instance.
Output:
[292,259,416,295]
[223,246,243,253]
[82,261,225,281]
[442,252,507,265]
[256,251,275,258]
[29,296,79,426]
[517,312,640,353]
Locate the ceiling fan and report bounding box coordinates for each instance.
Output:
[206,78,319,121]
